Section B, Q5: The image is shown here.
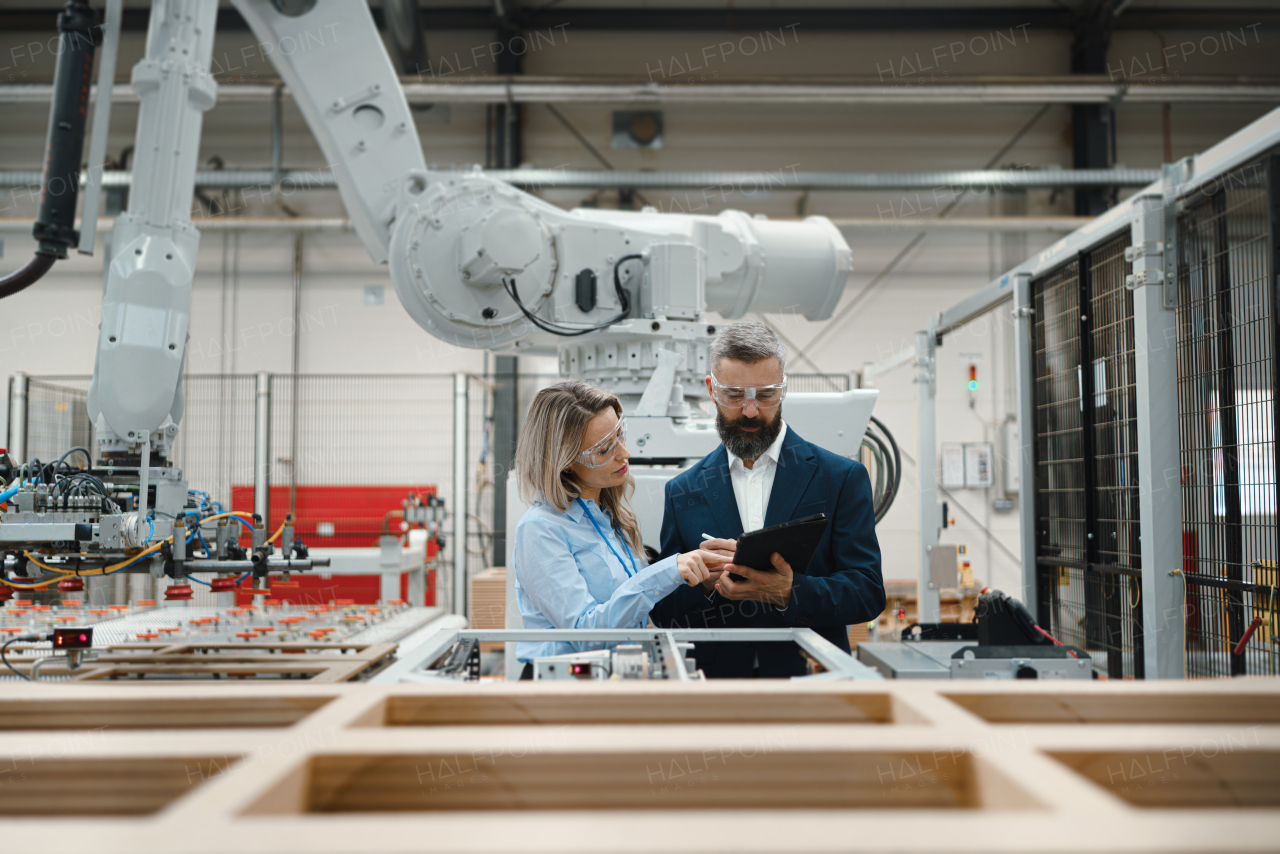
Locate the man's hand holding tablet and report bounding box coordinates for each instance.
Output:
[715,551,796,608]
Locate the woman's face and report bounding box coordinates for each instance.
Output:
[567,407,630,494]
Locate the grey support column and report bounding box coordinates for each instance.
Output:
[7,372,27,464]
[254,372,270,521]
[1012,273,1038,611]
[915,328,940,623]
[1129,193,1186,678]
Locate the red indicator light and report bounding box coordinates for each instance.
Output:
[569,663,592,677]
[53,627,93,649]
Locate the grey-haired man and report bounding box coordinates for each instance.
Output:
[650,321,885,678]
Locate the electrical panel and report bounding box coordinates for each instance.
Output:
[964,444,994,488]
[940,443,995,489]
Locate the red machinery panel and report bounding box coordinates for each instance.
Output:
[229,485,439,606]
[228,574,421,608]
[230,485,437,549]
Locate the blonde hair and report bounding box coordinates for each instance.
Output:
[514,381,645,559]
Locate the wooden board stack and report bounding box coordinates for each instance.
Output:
[0,678,1276,851]
[469,567,507,653]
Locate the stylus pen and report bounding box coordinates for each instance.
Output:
[701,533,718,541]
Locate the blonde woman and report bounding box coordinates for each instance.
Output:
[511,381,728,676]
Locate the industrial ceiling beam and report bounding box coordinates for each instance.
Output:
[0,216,1093,234]
[1,79,1276,106]
[0,7,1274,33]
[0,167,1161,192]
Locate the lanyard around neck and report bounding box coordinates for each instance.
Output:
[576,497,637,578]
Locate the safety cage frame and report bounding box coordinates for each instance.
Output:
[916,108,1280,680]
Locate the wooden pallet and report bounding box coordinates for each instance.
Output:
[0,678,1276,851]
[1,641,397,683]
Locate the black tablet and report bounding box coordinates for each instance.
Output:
[731,514,828,576]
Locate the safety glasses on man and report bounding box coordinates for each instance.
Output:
[708,375,788,410]
[575,417,627,467]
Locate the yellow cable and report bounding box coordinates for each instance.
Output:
[4,514,284,588]
[14,535,170,584]
[1129,575,1140,609]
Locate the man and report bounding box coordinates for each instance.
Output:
[650,321,884,678]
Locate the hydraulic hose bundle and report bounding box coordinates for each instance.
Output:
[861,415,901,524]
[0,2,100,300]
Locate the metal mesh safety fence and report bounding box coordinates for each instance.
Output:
[1175,156,1280,677]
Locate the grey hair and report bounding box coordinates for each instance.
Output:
[709,320,787,374]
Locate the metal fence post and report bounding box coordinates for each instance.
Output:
[491,355,518,566]
[1012,273,1038,611]
[1131,194,1186,678]
[453,373,469,617]
[254,372,270,521]
[915,328,941,623]
[7,372,27,463]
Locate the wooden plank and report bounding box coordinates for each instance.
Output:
[1051,749,1280,808]
[0,696,334,729]
[0,756,240,816]
[945,691,1280,725]
[0,679,1275,852]
[6,641,401,683]
[380,691,893,726]
[304,750,974,812]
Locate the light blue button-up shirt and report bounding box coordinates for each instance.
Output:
[512,497,684,662]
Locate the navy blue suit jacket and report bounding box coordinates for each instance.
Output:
[650,426,884,678]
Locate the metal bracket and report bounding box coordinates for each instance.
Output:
[1123,159,1191,310]
[1125,268,1166,287]
[1123,193,1164,293]
[1123,240,1163,261]
[915,324,937,393]
[329,83,383,115]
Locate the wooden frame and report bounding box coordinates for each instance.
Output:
[0,678,1276,851]
[2,641,396,683]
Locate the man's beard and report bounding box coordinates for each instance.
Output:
[717,406,783,462]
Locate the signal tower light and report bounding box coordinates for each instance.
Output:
[968,364,978,392]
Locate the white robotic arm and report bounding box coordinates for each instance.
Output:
[232,0,852,413]
[231,0,426,264]
[88,0,218,463]
[85,0,859,461]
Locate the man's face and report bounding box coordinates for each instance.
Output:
[706,357,784,460]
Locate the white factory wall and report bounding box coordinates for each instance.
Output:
[2,15,1278,595]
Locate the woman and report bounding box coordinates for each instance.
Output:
[511,381,727,676]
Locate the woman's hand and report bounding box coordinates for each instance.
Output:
[699,536,737,560]
[676,549,730,589]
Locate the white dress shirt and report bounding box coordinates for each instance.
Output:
[726,421,788,533]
